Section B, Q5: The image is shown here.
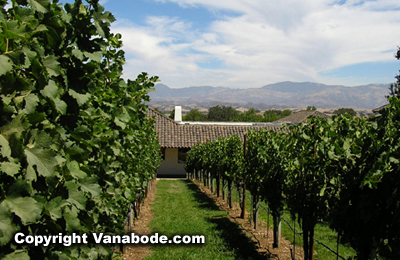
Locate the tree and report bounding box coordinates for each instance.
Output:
[281,109,291,117]
[183,109,206,121]
[169,109,175,120]
[233,108,264,122]
[154,107,164,115]
[263,111,280,122]
[263,109,292,122]
[306,106,316,111]
[333,108,357,117]
[207,105,238,121]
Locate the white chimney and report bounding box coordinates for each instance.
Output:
[174,106,182,122]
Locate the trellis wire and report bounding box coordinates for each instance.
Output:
[245,194,346,260]
[194,175,346,260]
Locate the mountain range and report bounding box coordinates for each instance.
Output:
[148,82,391,110]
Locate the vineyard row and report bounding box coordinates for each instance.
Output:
[185,99,400,260]
[0,1,161,259]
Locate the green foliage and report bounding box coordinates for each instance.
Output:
[228,108,292,122]
[185,136,242,184]
[183,109,206,121]
[169,108,175,120]
[0,1,161,259]
[281,109,291,117]
[233,108,264,122]
[207,105,238,121]
[263,109,291,122]
[186,101,400,259]
[333,107,357,117]
[388,47,400,98]
[306,106,316,111]
[244,129,288,217]
[153,107,164,115]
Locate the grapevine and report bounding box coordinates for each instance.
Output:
[186,101,400,259]
[0,1,161,259]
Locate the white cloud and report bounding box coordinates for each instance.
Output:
[113,0,400,88]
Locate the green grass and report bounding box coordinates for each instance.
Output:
[256,206,357,260]
[145,180,267,260]
[215,179,357,260]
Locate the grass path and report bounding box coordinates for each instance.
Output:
[144,180,265,260]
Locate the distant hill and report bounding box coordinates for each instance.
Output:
[149,82,390,109]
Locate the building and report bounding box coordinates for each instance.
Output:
[147,107,329,178]
[372,104,389,114]
[274,110,330,124]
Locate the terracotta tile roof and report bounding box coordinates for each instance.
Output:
[274,110,330,124]
[147,108,281,148]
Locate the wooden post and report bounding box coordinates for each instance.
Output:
[228,179,233,208]
[135,198,139,219]
[217,174,220,197]
[208,172,211,189]
[253,195,259,229]
[241,182,246,219]
[210,173,214,192]
[273,213,281,248]
[222,177,226,200]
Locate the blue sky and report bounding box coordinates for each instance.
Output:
[65,0,400,88]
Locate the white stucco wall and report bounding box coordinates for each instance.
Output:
[157,148,186,177]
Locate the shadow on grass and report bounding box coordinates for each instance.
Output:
[185,180,269,260]
[208,216,269,260]
[185,180,221,211]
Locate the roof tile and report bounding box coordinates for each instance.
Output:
[147,108,282,148]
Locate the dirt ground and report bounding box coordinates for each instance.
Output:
[121,179,158,260]
[121,179,303,260]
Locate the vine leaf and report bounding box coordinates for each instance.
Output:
[41,80,67,115]
[1,161,21,176]
[0,114,30,140]
[2,250,30,260]
[67,160,87,179]
[63,206,81,231]
[66,181,87,210]
[68,89,90,106]
[24,148,58,177]
[41,79,59,97]
[22,93,39,114]
[72,48,84,60]
[92,6,115,37]
[0,55,13,76]
[0,204,19,246]
[2,20,28,39]
[28,0,50,13]
[2,197,43,225]
[45,196,68,221]
[42,55,60,76]
[80,177,101,197]
[0,134,11,158]
[83,51,102,62]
